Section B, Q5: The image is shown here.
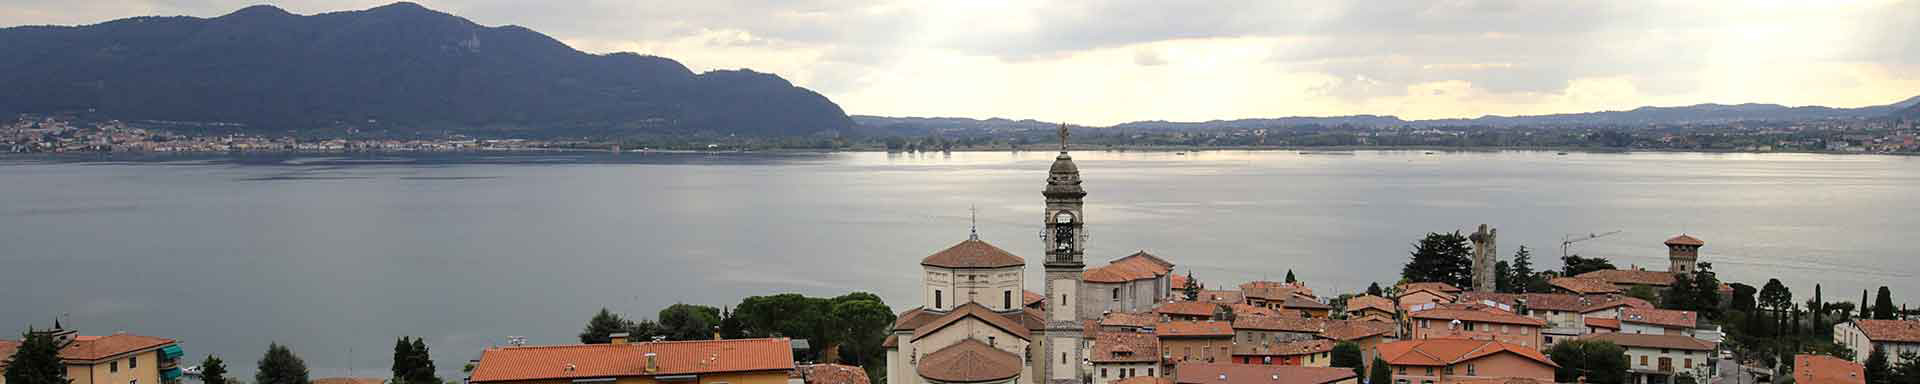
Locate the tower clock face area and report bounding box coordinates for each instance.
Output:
[1052,211,1075,253]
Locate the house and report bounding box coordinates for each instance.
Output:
[1618,308,1698,336]
[1395,283,1462,310]
[0,327,185,384]
[1578,333,1717,384]
[1228,304,1283,319]
[1231,316,1326,347]
[1092,332,1162,384]
[467,338,795,384]
[1406,305,1546,349]
[1585,318,1621,335]
[1158,321,1236,369]
[1086,251,1178,314]
[1318,320,1398,368]
[1023,290,1046,310]
[1232,340,1334,367]
[1241,282,1315,310]
[1570,235,1733,302]
[1546,277,1622,295]
[1833,319,1920,366]
[1374,339,1558,384]
[1196,291,1246,306]
[1453,292,1650,348]
[1344,295,1397,322]
[1157,302,1222,322]
[1280,297,1333,319]
[1792,354,1864,384]
[1100,312,1161,334]
[1172,363,1357,384]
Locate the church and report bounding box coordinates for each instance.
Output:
[882,126,1118,384]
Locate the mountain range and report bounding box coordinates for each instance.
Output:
[0,2,850,137]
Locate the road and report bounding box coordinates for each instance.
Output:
[1712,356,1765,384]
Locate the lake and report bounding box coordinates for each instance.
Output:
[2,149,1915,377]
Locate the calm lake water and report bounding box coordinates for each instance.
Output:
[2,150,1916,377]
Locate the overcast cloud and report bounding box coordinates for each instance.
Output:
[2,0,1916,125]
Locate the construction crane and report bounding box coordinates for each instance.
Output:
[1562,230,1622,258]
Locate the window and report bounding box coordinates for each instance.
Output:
[1442,366,1453,375]
[935,290,943,309]
[1004,291,1012,309]
[1425,367,1434,375]
[130,357,137,368]
[988,336,996,347]
[1062,353,1067,364]
[1684,359,1692,369]
[1113,288,1121,300]
[1463,322,1475,331]
[1467,364,1477,376]
[1148,368,1154,377]
[111,362,119,373]
[1641,356,1648,366]
[1101,368,1108,378]
[1398,367,1406,375]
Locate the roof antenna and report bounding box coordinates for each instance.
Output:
[969,204,979,240]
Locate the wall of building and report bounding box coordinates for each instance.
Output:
[1161,338,1232,366]
[1085,276,1165,316]
[477,371,791,384]
[1387,353,1553,384]
[1398,292,1451,310]
[1234,330,1317,346]
[924,266,1024,311]
[1092,362,1157,384]
[66,350,163,384]
[1409,320,1543,349]
[1622,346,1709,378]
[1833,322,1920,366]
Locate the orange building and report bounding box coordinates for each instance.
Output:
[0,328,185,384]
[1231,340,1334,367]
[1375,339,1558,384]
[1407,305,1546,349]
[468,338,795,384]
[1157,321,1235,370]
[1172,363,1356,384]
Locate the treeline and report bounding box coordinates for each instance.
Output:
[577,292,896,377]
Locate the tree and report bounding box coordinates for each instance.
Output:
[1560,255,1617,277]
[1509,246,1547,293]
[580,308,635,344]
[1731,283,1758,312]
[659,304,722,341]
[1330,342,1364,378]
[1368,355,1392,384]
[1494,260,1513,293]
[1548,340,1629,384]
[1365,282,1383,297]
[1874,286,1896,320]
[1760,279,1793,336]
[1665,263,1723,318]
[1285,269,1297,284]
[200,355,229,384]
[831,295,896,367]
[1812,284,1825,333]
[392,338,414,382]
[1401,231,1473,288]
[1864,347,1892,384]
[1182,271,1200,301]
[403,338,438,384]
[1863,289,1872,319]
[255,343,310,384]
[4,329,69,384]
[1892,352,1920,384]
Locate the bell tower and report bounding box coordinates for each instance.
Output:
[1038,123,1087,384]
[1665,234,1703,276]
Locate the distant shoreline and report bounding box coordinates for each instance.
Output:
[4,145,1914,161]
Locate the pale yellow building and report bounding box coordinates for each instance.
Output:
[0,328,184,384]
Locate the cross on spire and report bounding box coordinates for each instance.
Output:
[969,204,979,240]
[1057,123,1070,151]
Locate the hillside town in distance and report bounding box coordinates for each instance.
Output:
[7,112,1920,154]
[7,129,1918,384]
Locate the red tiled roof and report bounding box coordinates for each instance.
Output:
[1408,306,1546,326]
[468,338,795,383]
[1091,332,1162,363]
[921,239,1024,269]
[1112,251,1174,271]
[1156,301,1219,317]
[1157,321,1235,338]
[1549,277,1623,294]
[1023,290,1045,307]
[22,333,179,362]
[1665,234,1705,246]
[1087,251,1174,283]
[1345,295,1395,314]
[1172,363,1355,384]
[1231,316,1326,333]
[1102,312,1159,328]
[1794,354,1864,384]
[1851,319,1920,343]
[1375,339,1558,368]
[1198,290,1245,305]
[1280,296,1331,310]
[1241,281,1315,301]
[1320,320,1395,341]
[1584,318,1621,330]
[1228,304,1282,318]
[1455,292,1648,313]
[916,339,1022,383]
[1575,269,1677,287]
[880,335,898,348]
[799,364,871,384]
[1579,333,1715,351]
[1233,339,1333,357]
[912,303,1031,342]
[1398,282,1463,294]
[0,341,16,367]
[1620,307,1697,329]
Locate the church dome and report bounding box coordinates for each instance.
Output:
[921,239,1025,269]
[1049,153,1079,174]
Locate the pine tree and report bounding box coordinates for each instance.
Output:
[1366,282,1383,297]
[1330,342,1364,379]
[4,329,69,384]
[406,338,439,384]
[200,355,229,384]
[1368,356,1392,384]
[255,343,310,384]
[1874,286,1896,320]
[1863,289,1871,319]
[1401,231,1474,288]
[392,337,414,382]
[1494,261,1513,293]
[1181,271,1200,301]
[1510,246,1540,293]
[1284,270,1297,284]
[1864,347,1892,384]
[580,308,634,344]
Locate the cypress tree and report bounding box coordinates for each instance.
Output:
[1874,286,1896,320]
[4,329,69,384]
[1368,355,1392,384]
[407,338,439,384]
[200,355,229,384]
[392,337,414,382]
[256,343,310,384]
[1285,269,1297,284]
[1865,347,1892,384]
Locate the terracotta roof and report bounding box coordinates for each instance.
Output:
[1794,354,1864,384]
[916,339,1022,383]
[1114,377,1175,384]
[892,307,940,331]
[1240,281,1317,301]
[1345,295,1395,314]
[799,364,871,384]
[1408,306,1546,326]
[1023,290,1045,307]
[1233,339,1334,357]
[1320,320,1395,341]
[1198,290,1245,305]
[1228,304,1282,318]
[1851,319,1920,343]
[1398,282,1463,294]
[1231,316,1326,333]
[1549,277,1623,294]
[1620,307,1697,329]
[1156,301,1219,317]
[311,378,386,384]
[1280,296,1331,310]
[468,338,795,383]
[1665,234,1705,246]
[1584,318,1621,330]
[1101,312,1159,328]
[1172,363,1356,384]
[1091,332,1162,363]
[1157,321,1235,338]
[1575,269,1676,287]
[1455,292,1649,313]
[1087,256,1166,283]
[1111,251,1174,271]
[921,239,1024,269]
[880,335,898,348]
[1375,339,1559,368]
[1580,333,1715,351]
[912,303,1031,342]
[0,341,16,367]
[23,333,179,362]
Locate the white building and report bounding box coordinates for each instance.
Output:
[1834,319,1920,366]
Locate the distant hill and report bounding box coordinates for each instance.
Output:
[0,2,851,137]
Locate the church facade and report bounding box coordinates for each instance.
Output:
[882,126,1104,384]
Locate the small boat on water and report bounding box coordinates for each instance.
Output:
[1557,152,1568,155]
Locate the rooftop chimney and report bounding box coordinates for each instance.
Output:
[644,352,659,373]
[610,333,630,345]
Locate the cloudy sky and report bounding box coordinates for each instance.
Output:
[4,1,1917,125]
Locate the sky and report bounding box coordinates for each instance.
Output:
[3,0,1918,126]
